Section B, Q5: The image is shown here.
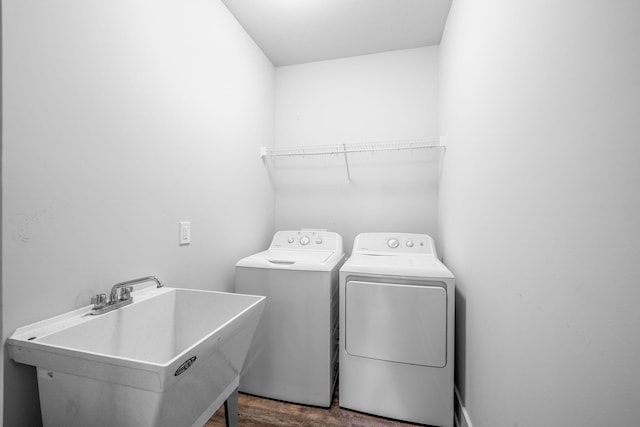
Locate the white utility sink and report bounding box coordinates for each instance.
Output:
[8,286,265,427]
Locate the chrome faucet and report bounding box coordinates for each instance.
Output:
[90,276,164,315]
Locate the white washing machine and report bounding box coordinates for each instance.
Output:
[235,230,345,407]
[339,232,455,427]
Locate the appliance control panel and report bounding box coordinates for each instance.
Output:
[270,230,343,251]
[352,232,437,256]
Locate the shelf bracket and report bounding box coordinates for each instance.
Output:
[342,144,352,182]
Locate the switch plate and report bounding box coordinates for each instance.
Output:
[179,221,191,245]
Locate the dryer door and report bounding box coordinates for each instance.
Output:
[345,280,447,367]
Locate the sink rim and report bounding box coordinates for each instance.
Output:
[8,287,266,370]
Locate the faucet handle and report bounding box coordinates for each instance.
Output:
[120,286,133,301]
[91,293,107,309]
[112,286,133,302]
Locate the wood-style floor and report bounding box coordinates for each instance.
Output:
[205,387,425,427]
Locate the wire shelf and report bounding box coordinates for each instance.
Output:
[260,137,444,182]
[260,137,443,158]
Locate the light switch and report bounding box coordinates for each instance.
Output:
[179,221,191,245]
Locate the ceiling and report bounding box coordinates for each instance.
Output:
[220,0,452,66]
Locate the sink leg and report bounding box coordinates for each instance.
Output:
[224,387,239,427]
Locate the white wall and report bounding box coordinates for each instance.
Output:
[274,47,440,253]
[439,1,640,426]
[2,0,274,425]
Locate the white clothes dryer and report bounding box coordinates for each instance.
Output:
[235,230,344,407]
[339,233,455,427]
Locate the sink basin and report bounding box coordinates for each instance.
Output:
[8,286,265,427]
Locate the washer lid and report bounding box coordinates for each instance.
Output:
[341,253,454,279]
[236,249,342,271]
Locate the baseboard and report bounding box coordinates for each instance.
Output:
[454,386,473,427]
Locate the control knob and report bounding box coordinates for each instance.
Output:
[300,236,310,246]
[387,238,399,248]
